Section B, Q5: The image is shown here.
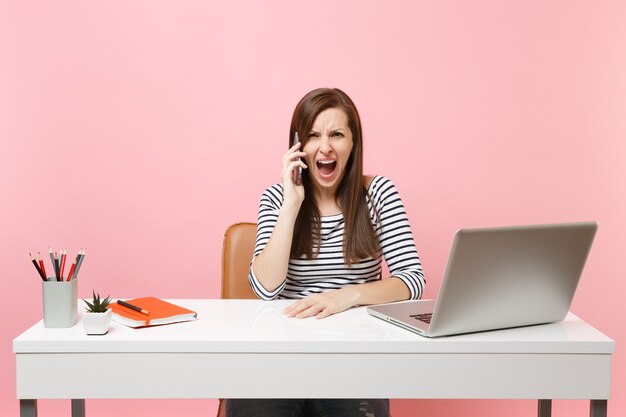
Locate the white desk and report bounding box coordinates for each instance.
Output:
[14,299,614,417]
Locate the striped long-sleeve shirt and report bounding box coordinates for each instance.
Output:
[249,176,425,300]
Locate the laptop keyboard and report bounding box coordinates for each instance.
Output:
[409,313,432,324]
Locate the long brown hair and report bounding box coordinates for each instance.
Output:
[289,88,380,264]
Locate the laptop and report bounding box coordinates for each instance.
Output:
[367,221,598,337]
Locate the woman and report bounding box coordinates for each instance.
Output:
[227,88,425,417]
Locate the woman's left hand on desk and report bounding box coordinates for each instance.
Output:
[283,287,360,319]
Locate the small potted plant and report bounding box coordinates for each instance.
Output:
[82,291,112,335]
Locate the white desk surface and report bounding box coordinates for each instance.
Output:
[14,299,615,400]
[13,299,614,354]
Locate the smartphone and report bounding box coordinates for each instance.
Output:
[292,131,303,186]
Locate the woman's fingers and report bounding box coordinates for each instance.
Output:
[283,142,303,162]
[282,147,307,179]
[283,152,307,169]
[281,145,307,207]
[288,159,308,174]
[314,308,333,320]
[283,299,306,317]
[296,304,325,319]
[284,299,318,318]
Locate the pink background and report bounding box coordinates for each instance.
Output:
[1,1,624,416]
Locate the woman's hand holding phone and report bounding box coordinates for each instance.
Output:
[281,133,307,209]
[292,132,303,186]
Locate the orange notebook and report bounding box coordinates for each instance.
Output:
[109,297,198,328]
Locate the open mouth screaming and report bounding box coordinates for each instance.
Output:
[316,160,337,178]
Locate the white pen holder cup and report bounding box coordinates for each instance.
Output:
[42,279,78,328]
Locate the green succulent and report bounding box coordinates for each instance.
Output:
[83,290,111,313]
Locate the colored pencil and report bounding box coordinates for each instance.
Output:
[49,247,55,280]
[30,253,46,281]
[117,300,150,315]
[66,261,76,282]
[73,249,85,279]
[38,252,47,279]
[59,249,66,280]
[53,252,60,281]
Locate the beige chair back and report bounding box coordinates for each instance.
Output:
[221,222,258,299]
[217,222,259,416]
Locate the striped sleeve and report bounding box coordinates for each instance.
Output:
[370,176,426,300]
[248,184,286,300]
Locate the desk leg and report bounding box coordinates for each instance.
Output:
[538,399,551,417]
[590,400,607,417]
[71,399,85,417]
[20,399,37,417]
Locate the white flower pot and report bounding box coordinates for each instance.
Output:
[82,309,112,335]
